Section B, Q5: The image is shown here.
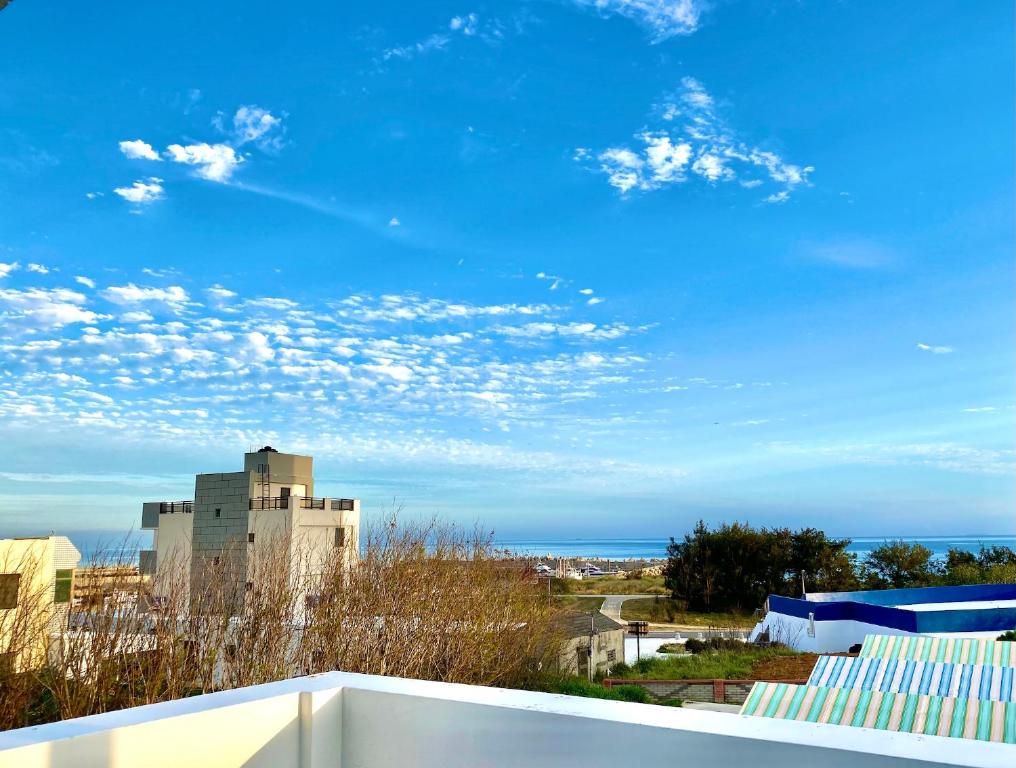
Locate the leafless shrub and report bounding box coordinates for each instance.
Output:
[0,512,565,731]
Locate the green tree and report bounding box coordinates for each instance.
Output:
[861,540,938,589]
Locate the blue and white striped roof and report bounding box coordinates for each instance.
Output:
[808,654,1016,703]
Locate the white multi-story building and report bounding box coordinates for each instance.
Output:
[141,447,359,612]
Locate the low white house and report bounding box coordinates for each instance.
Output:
[751,583,1016,653]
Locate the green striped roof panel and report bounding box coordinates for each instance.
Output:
[741,682,1016,744]
[860,634,1016,667]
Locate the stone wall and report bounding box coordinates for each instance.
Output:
[603,677,808,705]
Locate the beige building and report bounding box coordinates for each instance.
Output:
[0,535,81,672]
[557,612,625,679]
[141,447,360,613]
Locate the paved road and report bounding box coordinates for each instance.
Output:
[595,594,657,622]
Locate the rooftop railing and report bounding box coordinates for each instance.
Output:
[248,496,356,511]
[159,501,193,514]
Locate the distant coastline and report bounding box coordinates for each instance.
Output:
[51,530,1016,564]
[494,535,1016,562]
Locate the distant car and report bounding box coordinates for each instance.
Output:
[534,563,551,573]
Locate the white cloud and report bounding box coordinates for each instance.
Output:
[0,262,20,279]
[165,143,242,182]
[963,407,996,413]
[579,76,813,201]
[113,178,164,205]
[102,284,189,308]
[383,12,492,61]
[587,297,605,306]
[74,276,95,289]
[119,311,154,323]
[0,287,103,330]
[206,285,237,301]
[570,0,703,42]
[118,139,161,161]
[26,263,51,274]
[231,106,284,150]
[579,288,594,295]
[917,343,954,355]
[535,272,566,290]
[449,13,479,35]
[388,217,401,227]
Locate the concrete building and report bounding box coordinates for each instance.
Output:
[0,671,1008,767]
[750,583,1016,653]
[0,535,80,672]
[141,447,359,613]
[557,612,625,679]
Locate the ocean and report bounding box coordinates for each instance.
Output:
[494,535,1016,562]
[67,531,1016,564]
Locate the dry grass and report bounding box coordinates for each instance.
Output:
[0,515,566,731]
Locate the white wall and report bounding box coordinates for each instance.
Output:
[749,613,1005,653]
[0,672,1010,768]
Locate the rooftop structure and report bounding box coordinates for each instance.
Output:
[751,583,1016,653]
[141,447,359,612]
[0,671,1009,768]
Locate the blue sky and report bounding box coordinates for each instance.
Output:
[0,1,1013,543]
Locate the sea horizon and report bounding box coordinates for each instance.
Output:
[57,530,1016,564]
[494,534,1016,562]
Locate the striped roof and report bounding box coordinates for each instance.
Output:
[860,634,1016,667]
[741,682,1016,744]
[808,654,1016,703]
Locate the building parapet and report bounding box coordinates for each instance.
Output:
[0,671,1009,768]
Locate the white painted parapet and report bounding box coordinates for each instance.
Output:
[0,672,1011,768]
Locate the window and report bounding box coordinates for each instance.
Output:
[248,532,255,543]
[0,574,20,609]
[606,649,616,663]
[212,556,220,566]
[215,508,221,518]
[335,527,346,548]
[55,569,73,604]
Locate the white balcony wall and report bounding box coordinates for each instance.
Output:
[0,672,1009,768]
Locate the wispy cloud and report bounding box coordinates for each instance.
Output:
[569,0,704,42]
[381,13,499,61]
[917,342,954,355]
[803,238,894,269]
[577,76,813,201]
[112,177,164,206]
[766,440,1013,476]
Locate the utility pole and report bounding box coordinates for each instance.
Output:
[801,571,807,598]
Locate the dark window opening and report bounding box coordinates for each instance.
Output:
[215,508,221,518]
[55,569,73,604]
[248,532,255,543]
[0,574,21,609]
[335,527,346,548]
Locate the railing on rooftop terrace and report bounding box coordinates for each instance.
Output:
[249,497,355,511]
[159,501,193,514]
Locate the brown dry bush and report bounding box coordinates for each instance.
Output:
[0,514,565,732]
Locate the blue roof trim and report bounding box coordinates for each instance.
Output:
[805,582,1016,607]
[767,583,1016,634]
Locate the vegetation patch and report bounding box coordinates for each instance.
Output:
[610,646,801,681]
[551,575,668,596]
[619,597,755,628]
